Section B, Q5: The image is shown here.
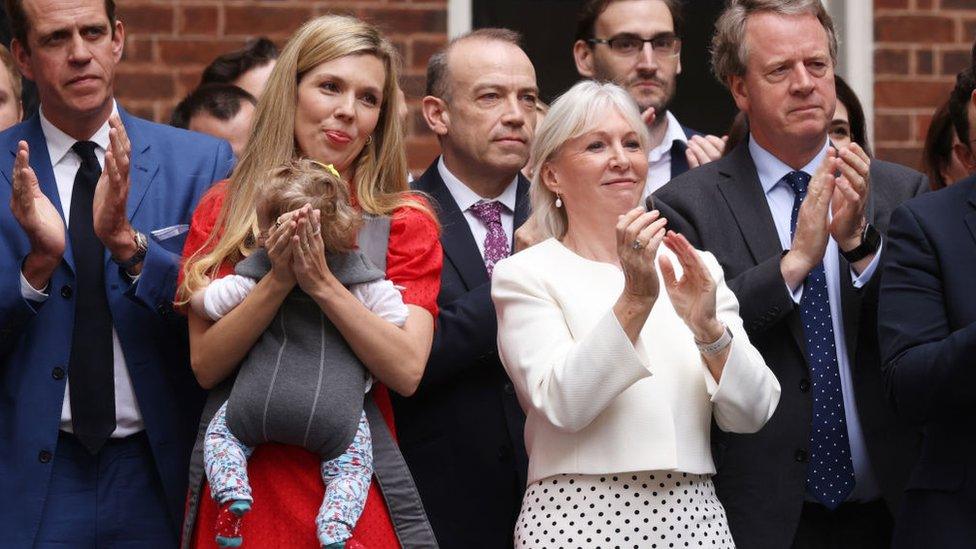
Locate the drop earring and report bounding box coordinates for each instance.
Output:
[555,194,563,208]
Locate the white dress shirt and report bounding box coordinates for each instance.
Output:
[19,102,145,437]
[748,135,882,501]
[644,111,689,199]
[438,156,518,259]
[492,239,781,485]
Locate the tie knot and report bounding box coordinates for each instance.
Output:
[469,200,504,226]
[784,171,811,198]
[72,141,100,168]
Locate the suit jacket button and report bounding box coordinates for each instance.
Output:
[799,379,810,392]
[52,367,65,380]
[38,450,52,463]
[794,449,808,463]
[504,382,515,395]
[60,285,73,299]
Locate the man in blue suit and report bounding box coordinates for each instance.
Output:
[572,0,726,197]
[878,176,976,547]
[0,0,234,546]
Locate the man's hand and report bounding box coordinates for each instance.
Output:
[685,135,729,168]
[830,143,871,253]
[10,140,65,289]
[641,106,656,127]
[93,115,137,262]
[781,149,837,291]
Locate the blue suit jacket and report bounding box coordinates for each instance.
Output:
[878,175,976,547]
[0,108,234,546]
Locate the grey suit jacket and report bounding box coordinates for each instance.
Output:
[653,139,927,549]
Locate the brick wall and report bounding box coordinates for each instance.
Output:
[115,0,446,173]
[874,0,976,170]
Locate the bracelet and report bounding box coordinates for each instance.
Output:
[695,324,733,355]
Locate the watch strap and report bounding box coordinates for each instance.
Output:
[113,231,148,271]
[840,223,880,263]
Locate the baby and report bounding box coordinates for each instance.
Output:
[191,160,408,549]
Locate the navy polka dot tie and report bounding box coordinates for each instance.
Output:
[785,171,855,509]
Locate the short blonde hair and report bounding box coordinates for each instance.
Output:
[711,0,837,87]
[257,160,362,253]
[525,80,650,240]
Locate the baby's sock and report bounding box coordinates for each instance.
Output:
[215,499,252,547]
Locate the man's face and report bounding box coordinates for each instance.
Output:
[188,101,255,158]
[437,39,538,176]
[574,0,681,115]
[12,0,123,128]
[729,12,836,154]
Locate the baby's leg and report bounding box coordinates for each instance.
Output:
[317,411,374,548]
[204,401,256,504]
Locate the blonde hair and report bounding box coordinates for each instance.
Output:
[525,80,650,240]
[257,159,362,253]
[180,15,427,300]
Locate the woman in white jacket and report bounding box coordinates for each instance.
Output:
[492,80,781,549]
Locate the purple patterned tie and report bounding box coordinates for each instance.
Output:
[469,200,509,277]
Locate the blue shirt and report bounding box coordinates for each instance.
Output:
[749,136,882,502]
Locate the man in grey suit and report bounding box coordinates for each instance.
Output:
[654,1,926,547]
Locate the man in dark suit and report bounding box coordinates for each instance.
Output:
[392,28,534,548]
[654,1,926,547]
[0,0,233,545]
[572,0,726,197]
[878,178,976,547]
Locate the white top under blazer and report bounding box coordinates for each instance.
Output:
[492,238,781,485]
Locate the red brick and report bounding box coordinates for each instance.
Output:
[916,50,934,75]
[941,50,972,76]
[962,20,976,49]
[399,74,427,97]
[875,49,910,75]
[875,147,923,171]
[158,38,244,66]
[942,0,976,8]
[915,113,935,142]
[875,80,953,108]
[224,6,312,37]
[118,4,175,35]
[180,6,220,36]
[875,15,955,43]
[359,8,446,35]
[411,38,446,70]
[875,114,911,142]
[917,0,934,8]
[122,36,154,63]
[874,0,908,8]
[406,137,440,172]
[120,102,156,121]
[115,71,175,100]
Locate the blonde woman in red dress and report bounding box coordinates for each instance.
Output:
[178,15,441,549]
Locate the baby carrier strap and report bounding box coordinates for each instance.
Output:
[181,215,438,549]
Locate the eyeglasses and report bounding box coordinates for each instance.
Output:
[587,33,681,58]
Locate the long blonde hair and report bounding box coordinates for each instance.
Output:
[179,14,426,301]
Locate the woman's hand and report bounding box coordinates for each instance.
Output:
[292,206,337,298]
[266,210,298,288]
[617,207,667,305]
[659,231,723,343]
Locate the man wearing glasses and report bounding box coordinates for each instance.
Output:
[573,0,726,196]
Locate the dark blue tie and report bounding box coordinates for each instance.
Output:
[784,171,855,509]
[68,141,116,454]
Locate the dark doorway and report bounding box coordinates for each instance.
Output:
[473,0,736,136]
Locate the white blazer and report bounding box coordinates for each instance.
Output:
[491,238,781,486]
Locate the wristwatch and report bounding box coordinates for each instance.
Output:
[113,230,148,273]
[840,223,881,263]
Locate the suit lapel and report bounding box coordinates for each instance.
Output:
[717,143,807,354]
[512,173,531,248]
[965,186,976,247]
[670,141,690,179]
[415,162,489,290]
[120,108,158,222]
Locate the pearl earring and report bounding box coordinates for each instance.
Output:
[555,194,563,208]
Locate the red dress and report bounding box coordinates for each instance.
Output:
[180,181,442,548]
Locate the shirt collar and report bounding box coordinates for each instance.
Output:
[748,134,829,195]
[39,100,118,165]
[437,156,518,213]
[647,111,688,163]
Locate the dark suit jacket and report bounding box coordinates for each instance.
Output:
[392,160,530,549]
[669,124,702,180]
[878,176,976,548]
[0,109,234,545]
[653,139,927,549]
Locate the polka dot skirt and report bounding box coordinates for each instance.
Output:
[514,471,734,549]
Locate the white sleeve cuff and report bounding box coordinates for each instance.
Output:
[20,270,49,302]
[851,238,883,288]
